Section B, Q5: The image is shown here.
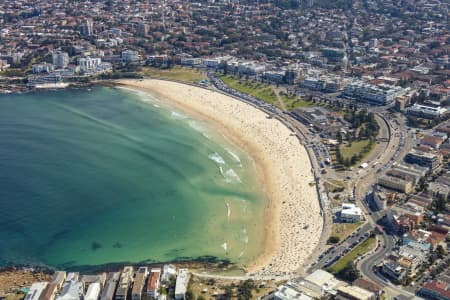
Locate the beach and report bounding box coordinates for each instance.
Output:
[118,79,323,276]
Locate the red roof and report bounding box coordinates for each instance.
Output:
[147,271,160,292]
[422,280,450,298]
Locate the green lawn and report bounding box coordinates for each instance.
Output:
[328,237,376,274]
[282,95,315,110]
[219,75,280,106]
[141,66,207,83]
[324,179,346,193]
[218,75,316,111]
[339,140,372,161]
[330,222,362,241]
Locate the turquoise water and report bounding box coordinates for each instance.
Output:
[0,87,266,269]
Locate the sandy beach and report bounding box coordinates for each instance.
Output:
[118,79,322,277]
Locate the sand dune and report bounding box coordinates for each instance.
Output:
[118,79,322,277]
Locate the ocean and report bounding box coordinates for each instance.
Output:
[0,87,266,270]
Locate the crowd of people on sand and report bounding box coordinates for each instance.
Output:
[120,79,323,280]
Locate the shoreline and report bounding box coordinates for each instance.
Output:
[118,79,322,277]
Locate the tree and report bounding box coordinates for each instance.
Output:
[327,236,340,244]
[336,262,360,282]
[436,245,446,259]
[432,197,447,213]
[238,280,255,300]
[337,131,343,144]
[223,286,233,300]
[185,290,194,300]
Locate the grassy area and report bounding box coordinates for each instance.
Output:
[282,94,315,110]
[331,222,362,241]
[218,75,316,111]
[219,75,280,107]
[140,66,207,83]
[339,140,372,161]
[5,294,25,300]
[188,276,276,300]
[0,68,25,77]
[324,179,345,193]
[328,237,376,274]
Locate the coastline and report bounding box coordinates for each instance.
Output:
[117,79,322,277]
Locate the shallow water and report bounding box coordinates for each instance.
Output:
[0,87,266,269]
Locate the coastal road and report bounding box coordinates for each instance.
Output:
[353,111,420,299]
[208,73,333,277]
[311,222,373,271]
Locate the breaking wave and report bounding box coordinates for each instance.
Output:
[208,152,226,165]
[171,111,187,119]
[226,148,242,165]
[224,168,241,183]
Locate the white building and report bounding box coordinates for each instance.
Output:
[56,280,84,300]
[274,282,313,300]
[407,104,447,119]
[121,50,140,63]
[78,57,102,73]
[203,58,222,68]
[25,282,49,300]
[53,51,70,69]
[341,203,363,223]
[85,283,101,300]
[343,81,407,105]
[32,63,53,73]
[180,57,202,66]
[161,264,177,284]
[174,269,189,300]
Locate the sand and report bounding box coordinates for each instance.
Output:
[118,79,322,277]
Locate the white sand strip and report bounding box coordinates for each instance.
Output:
[118,79,322,276]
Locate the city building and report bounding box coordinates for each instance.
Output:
[174,269,189,300]
[32,63,53,74]
[274,282,313,300]
[53,51,70,69]
[421,135,445,150]
[161,265,176,284]
[100,273,120,300]
[131,267,148,300]
[381,261,406,284]
[78,57,101,74]
[404,149,442,172]
[85,283,101,300]
[115,266,133,300]
[343,82,407,105]
[27,74,63,86]
[336,285,375,300]
[121,50,141,64]
[407,104,448,119]
[378,175,414,193]
[146,269,161,299]
[81,274,106,289]
[321,47,346,62]
[340,203,363,222]
[25,282,48,300]
[137,23,149,36]
[80,19,94,36]
[56,279,84,300]
[390,164,428,185]
[39,283,59,300]
[50,271,67,291]
[419,280,450,300]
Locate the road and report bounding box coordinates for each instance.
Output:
[208,74,421,298]
[311,222,373,271]
[353,110,420,299]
